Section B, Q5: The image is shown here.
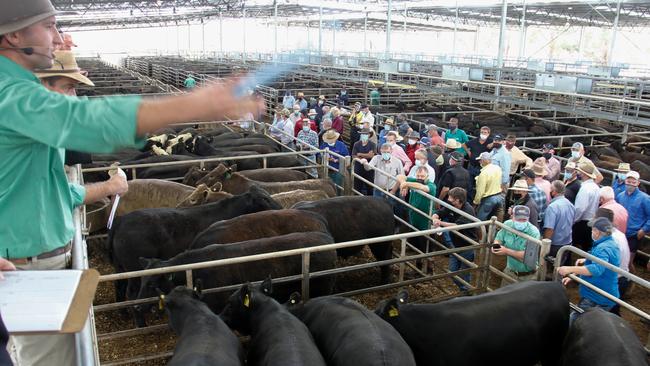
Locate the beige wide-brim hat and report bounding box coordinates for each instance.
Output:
[34,51,95,86]
[576,162,597,179]
[445,138,462,149]
[384,118,395,126]
[532,162,546,176]
[322,129,340,144]
[615,162,631,172]
[0,0,59,35]
[508,179,531,192]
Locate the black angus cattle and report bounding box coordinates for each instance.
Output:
[183,165,309,186]
[293,196,395,283]
[190,209,329,249]
[162,286,244,366]
[109,186,281,309]
[220,279,327,366]
[287,294,416,366]
[375,281,569,366]
[190,136,299,169]
[137,232,337,316]
[560,308,647,366]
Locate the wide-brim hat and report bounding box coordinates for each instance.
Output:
[322,129,340,144]
[34,51,95,86]
[508,179,531,192]
[308,109,317,116]
[532,162,546,176]
[445,138,462,149]
[615,162,631,172]
[359,128,372,135]
[384,118,395,126]
[405,131,420,140]
[0,0,59,35]
[576,162,597,179]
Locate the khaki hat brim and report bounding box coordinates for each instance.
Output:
[576,167,596,179]
[35,71,95,87]
[0,10,59,36]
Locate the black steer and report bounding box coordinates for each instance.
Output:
[560,308,647,366]
[109,186,281,312]
[137,232,337,315]
[287,294,416,366]
[293,196,395,283]
[162,286,244,366]
[375,281,570,366]
[220,279,327,366]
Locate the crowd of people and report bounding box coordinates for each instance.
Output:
[276,90,649,319]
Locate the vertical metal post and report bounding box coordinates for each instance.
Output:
[398,238,407,282]
[518,0,527,60]
[363,12,368,54]
[201,22,205,56]
[342,156,352,196]
[319,6,323,58]
[274,1,278,56]
[578,26,585,61]
[385,0,392,60]
[185,270,194,289]
[608,0,622,67]
[333,23,337,54]
[176,24,180,55]
[403,4,407,52]
[219,13,223,54]
[452,0,458,56]
[322,149,330,178]
[187,23,191,54]
[622,123,629,143]
[473,25,480,53]
[495,0,508,100]
[301,252,311,301]
[478,217,497,291]
[242,8,247,63]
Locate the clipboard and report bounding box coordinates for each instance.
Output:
[0,269,99,335]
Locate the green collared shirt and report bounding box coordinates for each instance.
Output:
[0,56,143,258]
[495,220,541,273]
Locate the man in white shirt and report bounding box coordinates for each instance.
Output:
[573,162,601,252]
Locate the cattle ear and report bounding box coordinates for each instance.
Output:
[202,190,209,199]
[230,164,238,172]
[260,277,273,295]
[212,182,222,192]
[288,292,301,305]
[380,298,401,318]
[193,279,203,299]
[397,290,409,304]
[239,283,252,308]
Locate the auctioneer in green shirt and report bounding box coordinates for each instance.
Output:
[0,55,143,259]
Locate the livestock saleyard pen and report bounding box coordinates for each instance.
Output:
[67,114,650,365]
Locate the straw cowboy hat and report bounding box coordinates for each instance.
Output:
[384,118,395,126]
[0,0,59,35]
[508,179,531,192]
[615,162,631,172]
[34,51,95,86]
[565,161,577,170]
[445,138,462,150]
[386,130,403,142]
[532,161,547,176]
[322,129,340,144]
[576,162,597,179]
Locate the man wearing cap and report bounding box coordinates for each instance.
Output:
[612,162,631,196]
[424,122,446,148]
[444,117,469,156]
[295,91,308,110]
[532,160,552,202]
[289,103,303,124]
[407,148,436,180]
[489,134,512,192]
[541,144,561,181]
[442,138,463,173]
[599,186,628,234]
[563,161,582,204]
[616,170,650,272]
[573,162,601,251]
[522,169,548,226]
[315,95,326,123]
[593,208,630,312]
[492,205,541,284]
[569,142,603,184]
[0,1,258,365]
[543,180,576,266]
[386,131,412,172]
[348,102,363,129]
[378,118,395,147]
[270,108,290,140]
[352,128,376,195]
[505,135,533,175]
[474,152,504,221]
[361,143,404,201]
[320,129,349,190]
[466,126,493,195]
[396,113,411,138]
[398,166,437,233]
[438,152,470,202]
[330,107,345,135]
[508,179,539,230]
[558,217,621,319]
[294,110,317,136]
[404,131,420,166]
[336,88,349,106]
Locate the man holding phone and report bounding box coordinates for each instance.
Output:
[492,205,541,286]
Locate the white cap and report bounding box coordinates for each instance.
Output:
[626,171,640,180]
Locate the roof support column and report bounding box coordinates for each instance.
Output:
[202,22,205,56]
[608,0,622,67]
[242,8,247,63]
[403,4,407,53]
[363,12,368,54]
[385,0,392,59]
[187,23,191,54]
[319,6,323,59]
[578,26,585,60]
[219,13,223,55]
[495,0,508,101]
[452,0,458,56]
[518,0,527,60]
[332,23,336,54]
[274,1,278,56]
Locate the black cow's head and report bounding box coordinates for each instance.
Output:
[220,277,273,335]
[375,290,409,322]
[136,257,177,311]
[161,283,204,334]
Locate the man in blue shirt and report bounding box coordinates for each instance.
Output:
[320,129,349,192]
[612,162,630,196]
[616,170,650,272]
[489,134,512,192]
[543,180,576,266]
[558,217,621,322]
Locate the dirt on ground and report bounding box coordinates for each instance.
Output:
[88,237,650,365]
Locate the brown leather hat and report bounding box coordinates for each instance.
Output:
[0,0,59,35]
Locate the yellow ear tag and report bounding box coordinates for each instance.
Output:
[158,295,165,310]
[243,294,250,308]
[388,306,399,318]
